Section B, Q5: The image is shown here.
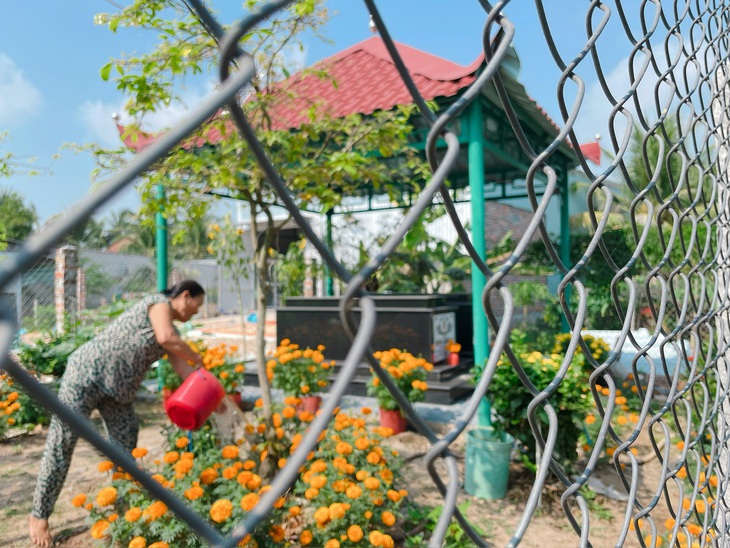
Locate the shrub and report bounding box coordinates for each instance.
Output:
[268,339,332,397]
[367,349,432,411]
[78,406,409,547]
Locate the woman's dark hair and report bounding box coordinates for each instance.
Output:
[162,280,205,298]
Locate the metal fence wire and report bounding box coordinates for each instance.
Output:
[2,0,730,546]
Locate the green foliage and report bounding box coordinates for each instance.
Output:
[156,357,182,392]
[366,349,431,411]
[275,237,322,301]
[21,304,56,332]
[0,186,38,242]
[404,501,487,548]
[15,325,95,378]
[475,330,594,470]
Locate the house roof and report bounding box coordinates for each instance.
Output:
[116,36,565,153]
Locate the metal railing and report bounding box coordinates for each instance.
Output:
[2,1,730,546]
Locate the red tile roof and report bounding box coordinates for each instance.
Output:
[117,37,484,150]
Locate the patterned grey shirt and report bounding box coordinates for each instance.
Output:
[65,293,171,404]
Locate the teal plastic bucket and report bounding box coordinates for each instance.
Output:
[464,427,514,500]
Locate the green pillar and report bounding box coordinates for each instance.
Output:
[559,166,571,333]
[467,99,489,366]
[325,209,333,296]
[156,184,168,292]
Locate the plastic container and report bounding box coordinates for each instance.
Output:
[464,426,514,500]
[164,368,225,430]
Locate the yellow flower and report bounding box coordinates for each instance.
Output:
[176,436,189,449]
[210,499,233,523]
[324,540,340,548]
[163,451,179,464]
[184,485,204,500]
[149,543,169,548]
[369,530,384,547]
[143,501,168,522]
[222,445,240,459]
[300,530,313,546]
[381,511,396,526]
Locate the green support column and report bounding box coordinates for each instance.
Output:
[559,166,571,333]
[156,184,168,292]
[468,99,491,426]
[468,100,489,364]
[325,209,333,296]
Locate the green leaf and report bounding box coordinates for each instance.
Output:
[100,62,112,81]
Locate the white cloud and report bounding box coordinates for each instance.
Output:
[77,82,215,148]
[0,53,42,126]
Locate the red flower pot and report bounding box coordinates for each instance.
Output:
[447,352,460,366]
[379,407,407,435]
[298,395,322,414]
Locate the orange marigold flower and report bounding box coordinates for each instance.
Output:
[324,540,340,548]
[282,406,296,419]
[329,503,346,520]
[301,385,311,394]
[97,461,114,473]
[175,436,189,449]
[273,413,282,428]
[174,459,194,477]
[300,530,313,546]
[255,398,263,407]
[346,485,363,499]
[143,501,168,522]
[269,525,285,543]
[210,499,233,523]
[361,406,372,415]
[246,474,262,490]
[243,460,256,470]
[236,470,252,486]
[347,524,364,542]
[367,451,381,465]
[676,441,685,451]
[96,486,118,507]
[240,493,259,511]
[381,534,395,548]
[585,415,596,425]
[90,520,110,539]
[222,466,237,480]
[381,511,396,526]
[355,437,370,451]
[149,543,169,548]
[314,506,330,526]
[184,485,204,501]
[163,451,179,464]
[305,487,319,500]
[310,475,327,489]
[200,468,218,485]
[278,457,287,469]
[369,530,384,547]
[222,445,240,459]
[72,494,87,507]
[687,523,703,536]
[386,489,401,503]
[364,477,381,490]
[289,506,301,516]
[129,536,147,548]
[335,441,353,455]
[125,507,142,522]
[107,513,118,522]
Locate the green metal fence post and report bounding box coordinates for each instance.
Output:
[559,166,570,333]
[325,209,333,296]
[156,184,168,292]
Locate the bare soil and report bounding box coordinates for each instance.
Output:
[0,399,672,547]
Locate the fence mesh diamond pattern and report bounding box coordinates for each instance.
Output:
[2,1,730,546]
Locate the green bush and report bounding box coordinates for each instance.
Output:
[475,330,594,470]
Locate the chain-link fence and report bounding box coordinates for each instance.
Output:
[3,1,730,546]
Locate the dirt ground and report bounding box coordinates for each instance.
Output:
[0,397,672,548]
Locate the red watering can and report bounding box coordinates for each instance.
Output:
[164,368,225,430]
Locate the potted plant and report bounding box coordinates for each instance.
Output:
[156,355,181,402]
[367,348,432,434]
[445,339,462,366]
[202,343,246,407]
[267,338,332,412]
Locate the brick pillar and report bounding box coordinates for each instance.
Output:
[77,267,86,312]
[55,246,78,333]
[303,258,314,297]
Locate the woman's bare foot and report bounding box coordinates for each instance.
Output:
[29,515,52,547]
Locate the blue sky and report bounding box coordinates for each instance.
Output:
[0,1,632,225]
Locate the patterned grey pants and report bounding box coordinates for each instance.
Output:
[31,373,139,519]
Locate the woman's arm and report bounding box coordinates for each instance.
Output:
[149,302,203,370]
